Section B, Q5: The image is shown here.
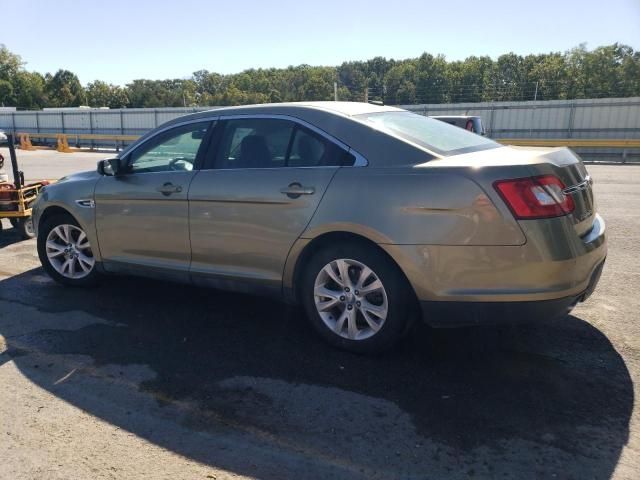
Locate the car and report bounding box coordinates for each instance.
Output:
[430,115,486,135]
[32,102,606,353]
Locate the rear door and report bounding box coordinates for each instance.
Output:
[94,121,212,280]
[188,116,354,294]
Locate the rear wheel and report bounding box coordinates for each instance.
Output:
[37,213,100,287]
[17,216,35,239]
[301,242,415,354]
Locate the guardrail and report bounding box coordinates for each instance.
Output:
[497,139,640,148]
[16,132,140,152]
[496,138,640,163]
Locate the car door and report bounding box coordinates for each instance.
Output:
[94,121,212,280]
[188,116,355,295]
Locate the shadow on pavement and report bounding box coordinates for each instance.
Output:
[0,267,633,479]
[0,220,23,248]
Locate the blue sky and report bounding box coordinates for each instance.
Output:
[2,0,639,85]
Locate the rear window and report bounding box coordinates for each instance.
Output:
[354,111,499,156]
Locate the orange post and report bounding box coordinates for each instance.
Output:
[56,134,73,153]
[19,134,36,151]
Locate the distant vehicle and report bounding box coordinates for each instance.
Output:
[431,115,486,135]
[33,102,605,353]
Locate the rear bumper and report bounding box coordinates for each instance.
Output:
[420,259,605,327]
[381,213,606,304]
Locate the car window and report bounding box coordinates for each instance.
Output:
[213,119,355,169]
[215,118,294,169]
[287,127,355,167]
[356,112,499,156]
[128,122,210,174]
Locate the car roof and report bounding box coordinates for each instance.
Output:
[198,101,403,117]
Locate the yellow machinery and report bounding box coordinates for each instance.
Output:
[0,134,50,239]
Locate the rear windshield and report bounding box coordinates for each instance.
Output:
[354,111,499,156]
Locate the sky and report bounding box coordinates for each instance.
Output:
[2,0,639,86]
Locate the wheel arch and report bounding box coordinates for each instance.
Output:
[38,205,74,229]
[286,231,419,307]
[36,204,102,263]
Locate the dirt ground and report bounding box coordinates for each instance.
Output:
[0,163,638,479]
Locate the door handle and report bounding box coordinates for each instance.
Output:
[156,182,183,196]
[280,183,315,199]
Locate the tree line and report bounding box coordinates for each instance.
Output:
[1,43,638,110]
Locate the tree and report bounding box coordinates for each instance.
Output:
[13,71,46,109]
[0,44,23,83]
[45,69,85,107]
[0,80,13,106]
[0,43,639,110]
[86,80,129,108]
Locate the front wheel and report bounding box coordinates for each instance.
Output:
[17,216,35,239]
[301,243,415,354]
[37,213,100,287]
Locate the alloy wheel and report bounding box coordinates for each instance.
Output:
[313,258,389,341]
[45,224,95,279]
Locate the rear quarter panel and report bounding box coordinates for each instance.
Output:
[302,166,526,246]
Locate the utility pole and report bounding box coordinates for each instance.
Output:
[334,82,338,102]
[534,81,539,101]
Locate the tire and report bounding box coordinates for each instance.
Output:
[37,213,100,287]
[301,242,416,354]
[17,216,35,239]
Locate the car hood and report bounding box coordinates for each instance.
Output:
[56,169,101,184]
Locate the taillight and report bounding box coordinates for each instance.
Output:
[493,175,575,219]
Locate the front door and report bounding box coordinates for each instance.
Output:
[95,121,211,280]
[189,117,353,294]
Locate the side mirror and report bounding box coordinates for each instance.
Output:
[98,158,121,176]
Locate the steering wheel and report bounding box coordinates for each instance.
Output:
[168,157,193,171]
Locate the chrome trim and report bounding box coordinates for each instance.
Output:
[75,199,95,208]
[563,175,592,195]
[581,213,605,245]
[349,149,368,167]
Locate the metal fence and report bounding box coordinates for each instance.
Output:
[401,97,640,162]
[1,97,639,162]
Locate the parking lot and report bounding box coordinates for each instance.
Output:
[0,153,639,479]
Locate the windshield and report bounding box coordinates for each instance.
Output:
[354,111,499,156]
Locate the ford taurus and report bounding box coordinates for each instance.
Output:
[32,102,606,353]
